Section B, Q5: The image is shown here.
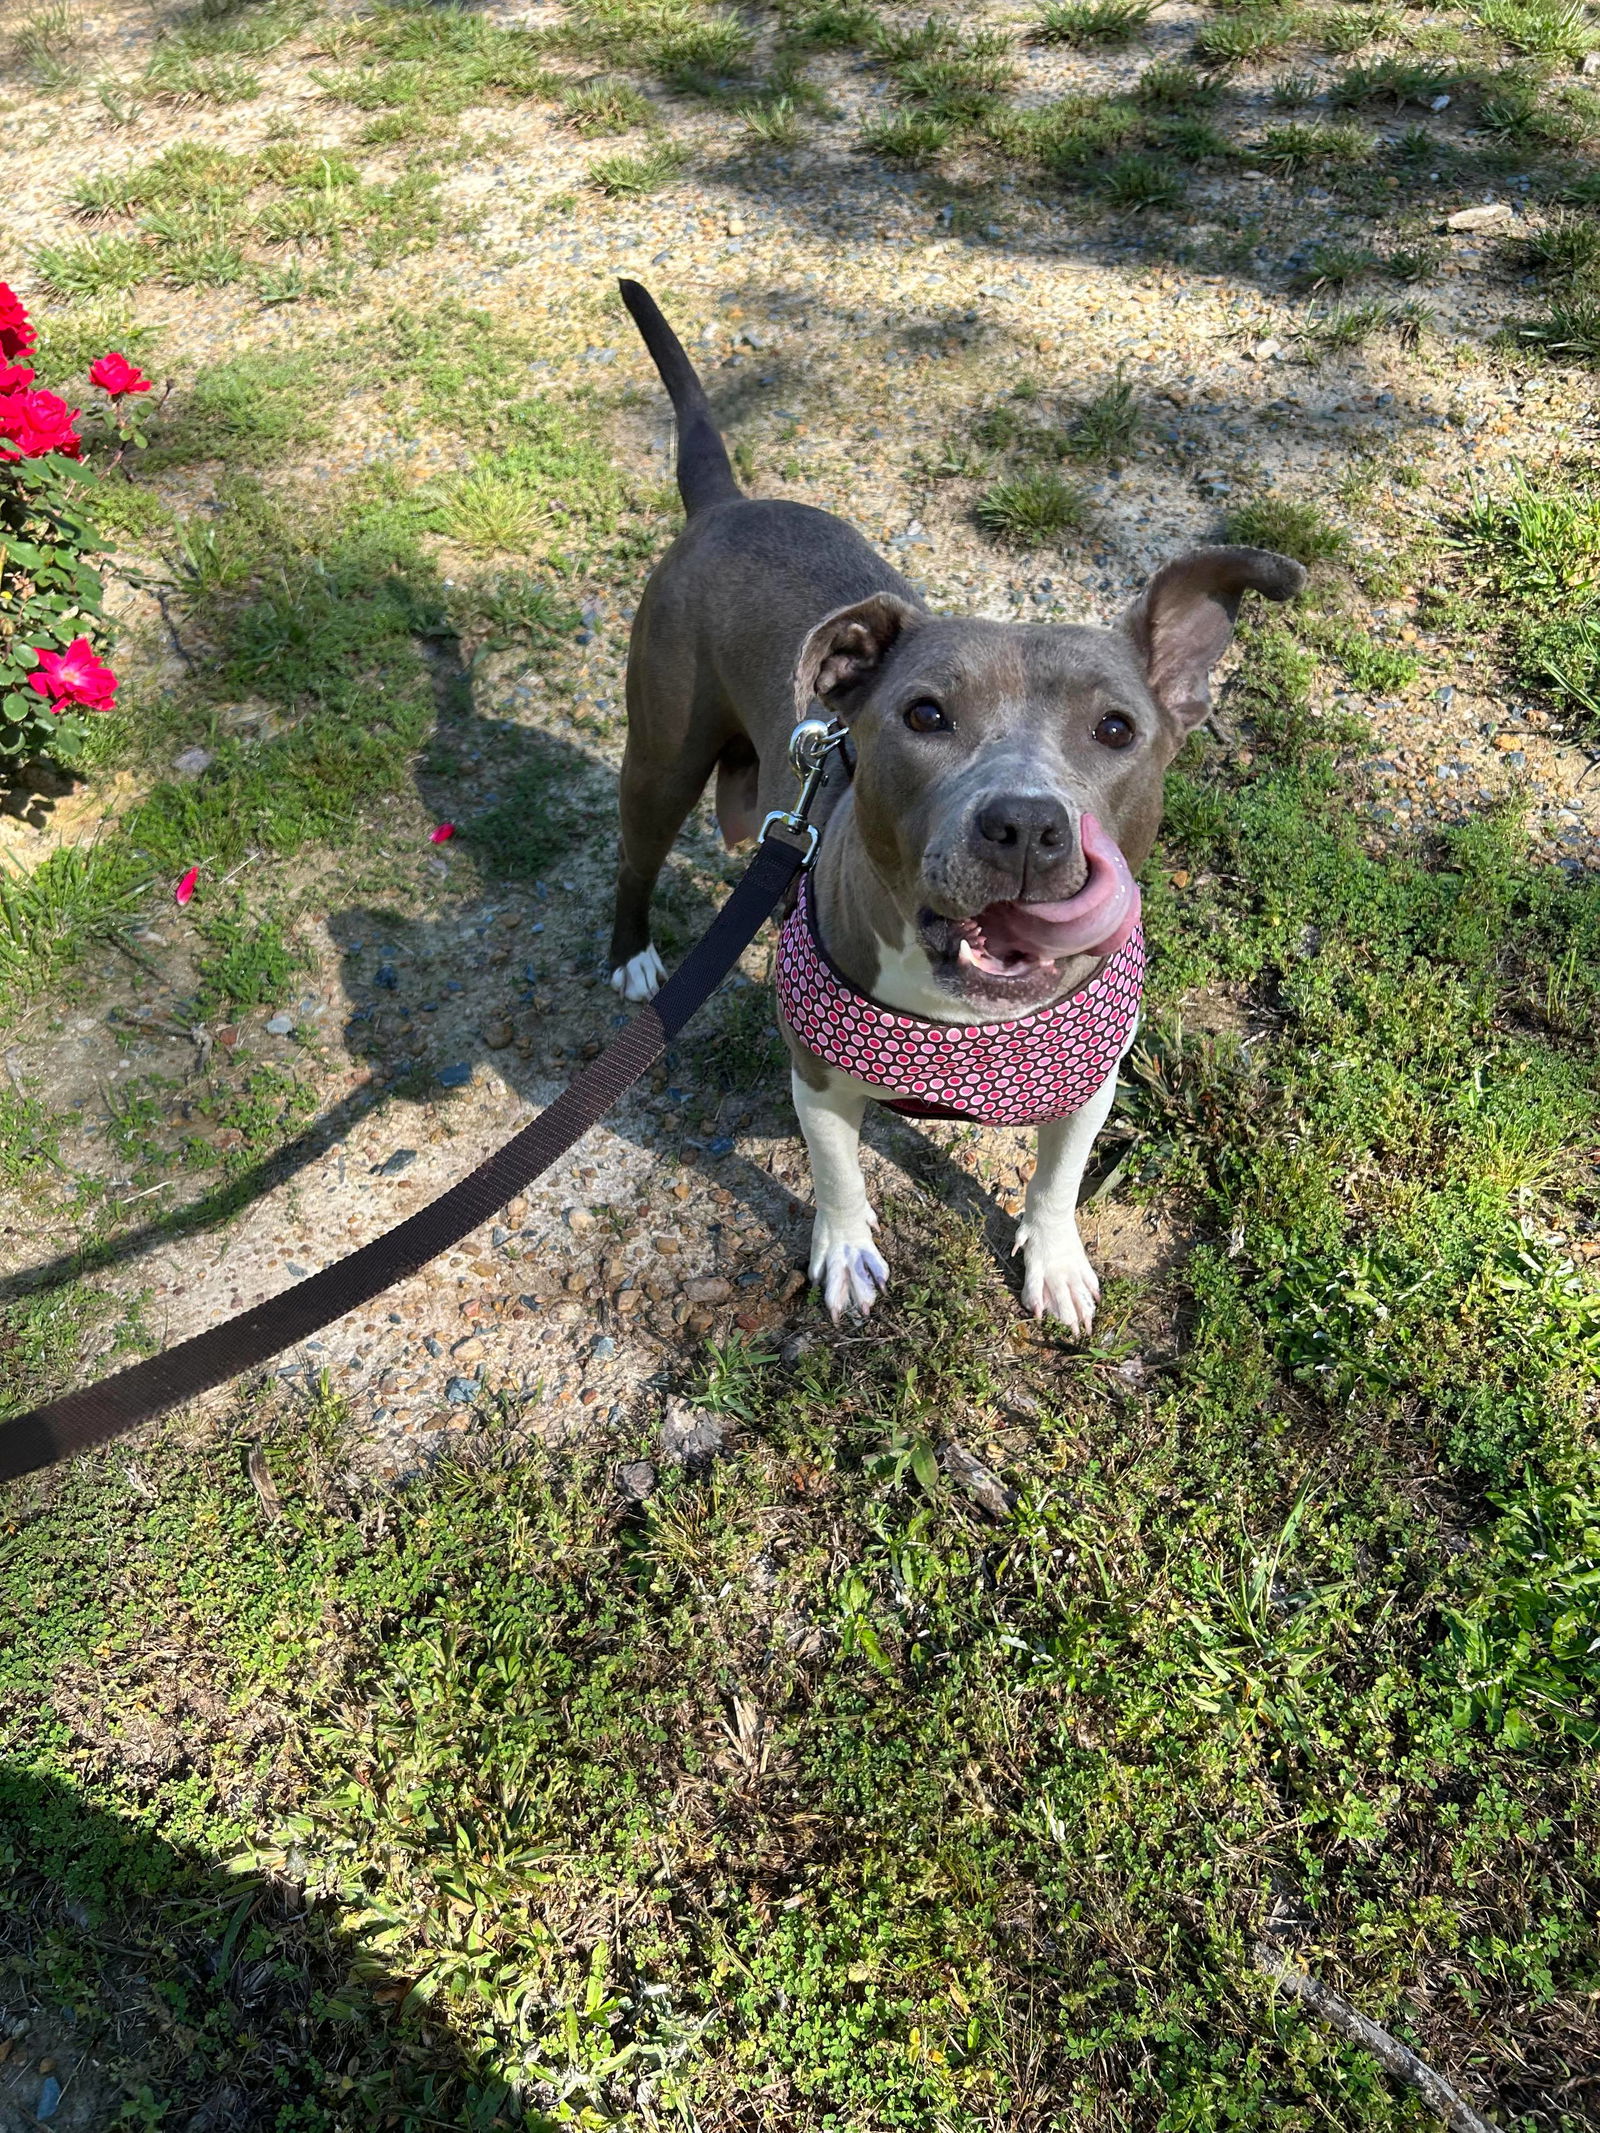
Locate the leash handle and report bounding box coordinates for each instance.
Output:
[0,831,808,1486]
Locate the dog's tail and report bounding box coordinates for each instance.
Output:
[619,278,741,517]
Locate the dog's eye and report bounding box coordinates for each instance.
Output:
[1094,712,1136,750]
[904,700,949,734]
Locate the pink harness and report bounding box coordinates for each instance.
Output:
[776,877,1144,1128]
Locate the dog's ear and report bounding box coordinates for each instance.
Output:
[794,594,921,722]
[1122,546,1305,733]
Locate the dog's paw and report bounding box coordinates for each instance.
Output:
[610,944,666,1002]
[1014,1216,1100,1335]
[809,1209,888,1321]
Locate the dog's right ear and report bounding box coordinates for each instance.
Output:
[794,594,921,722]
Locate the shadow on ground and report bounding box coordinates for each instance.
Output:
[0,1767,491,2133]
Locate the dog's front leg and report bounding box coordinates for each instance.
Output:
[1014,1060,1121,1333]
[791,1065,889,1320]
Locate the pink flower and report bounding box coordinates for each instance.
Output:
[0,283,35,363]
[89,351,152,398]
[0,387,82,461]
[175,867,199,907]
[26,636,118,714]
[429,823,455,844]
[0,362,34,393]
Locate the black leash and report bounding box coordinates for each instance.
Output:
[0,722,847,1487]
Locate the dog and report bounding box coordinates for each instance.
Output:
[608,281,1304,1327]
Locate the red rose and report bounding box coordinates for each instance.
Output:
[0,387,83,461]
[0,362,34,393]
[89,351,152,398]
[26,636,118,714]
[0,283,35,363]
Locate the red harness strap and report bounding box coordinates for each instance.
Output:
[776,877,1144,1128]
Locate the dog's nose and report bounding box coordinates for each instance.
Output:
[974,794,1073,859]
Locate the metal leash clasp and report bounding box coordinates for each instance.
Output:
[759,716,849,867]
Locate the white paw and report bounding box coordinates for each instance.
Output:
[610,944,666,1002]
[809,1208,889,1321]
[1014,1216,1100,1335]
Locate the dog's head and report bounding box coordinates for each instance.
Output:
[794,545,1305,1011]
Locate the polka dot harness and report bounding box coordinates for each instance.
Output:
[776,876,1145,1128]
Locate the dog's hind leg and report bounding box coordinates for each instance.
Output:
[608,733,721,1000]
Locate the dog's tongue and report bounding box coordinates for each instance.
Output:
[977,813,1139,964]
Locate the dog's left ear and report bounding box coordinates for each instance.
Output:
[794,593,921,722]
[1122,546,1305,733]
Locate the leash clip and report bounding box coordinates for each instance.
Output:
[761,717,849,867]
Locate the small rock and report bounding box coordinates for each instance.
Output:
[567,1207,594,1235]
[36,2076,62,2121]
[616,1459,657,1502]
[591,1334,617,1359]
[654,1236,680,1255]
[726,213,746,235]
[941,1440,1014,1520]
[372,1147,418,1176]
[445,1376,476,1404]
[216,1024,240,1049]
[1429,92,1451,110]
[616,1289,641,1314]
[481,1019,514,1050]
[1582,48,1600,73]
[684,1275,733,1305]
[424,1335,444,1357]
[452,1336,485,1361]
[779,1331,816,1366]
[374,962,398,990]
[265,1013,294,1035]
[1446,202,1512,231]
[686,1307,716,1336]
[173,746,213,775]
[1247,339,1282,363]
[660,1397,725,1468]
[437,1062,472,1088]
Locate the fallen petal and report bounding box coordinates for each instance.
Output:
[174,866,199,906]
[429,822,455,844]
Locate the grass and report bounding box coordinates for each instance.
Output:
[1034,0,1155,46]
[1195,5,1306,65]
[1256,119,1372,173]
[588,139,689,195]
[1225,494,1351,563]
[862,110,954,161]
[974,469,1092,541]
[1474,0,1596,58]
[1453,470,1600,724]
[561,75,652,133]
[1100,151,1186,209]
[4,721,1599,2121]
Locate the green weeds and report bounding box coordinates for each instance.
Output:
[1452,470,1600,724]
[974,469,1092,541]
[1226,494,1351,563]
[588,139,689,195]
[1034,0,1155,46]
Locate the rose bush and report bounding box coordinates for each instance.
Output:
[0,281,153,770]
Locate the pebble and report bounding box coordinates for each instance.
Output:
[172,746,213,775]
[481,1019,514,1049]
[567,1207,594,1234]
[452,1336,485,1361]
[616,1459,656,1502]
[683,1276,733,1305]
[1445,202,1512,231]
[445,1376,476,1404]
[265,1013,294,1035]
[372,1147,417,1175]
[660,1398,725,1467]
[36,2077,61,2121]
[437,1062,472,1088]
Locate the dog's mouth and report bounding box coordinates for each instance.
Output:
[919,813,1139,994]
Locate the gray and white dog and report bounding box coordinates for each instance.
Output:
[608,281,1303,1326]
